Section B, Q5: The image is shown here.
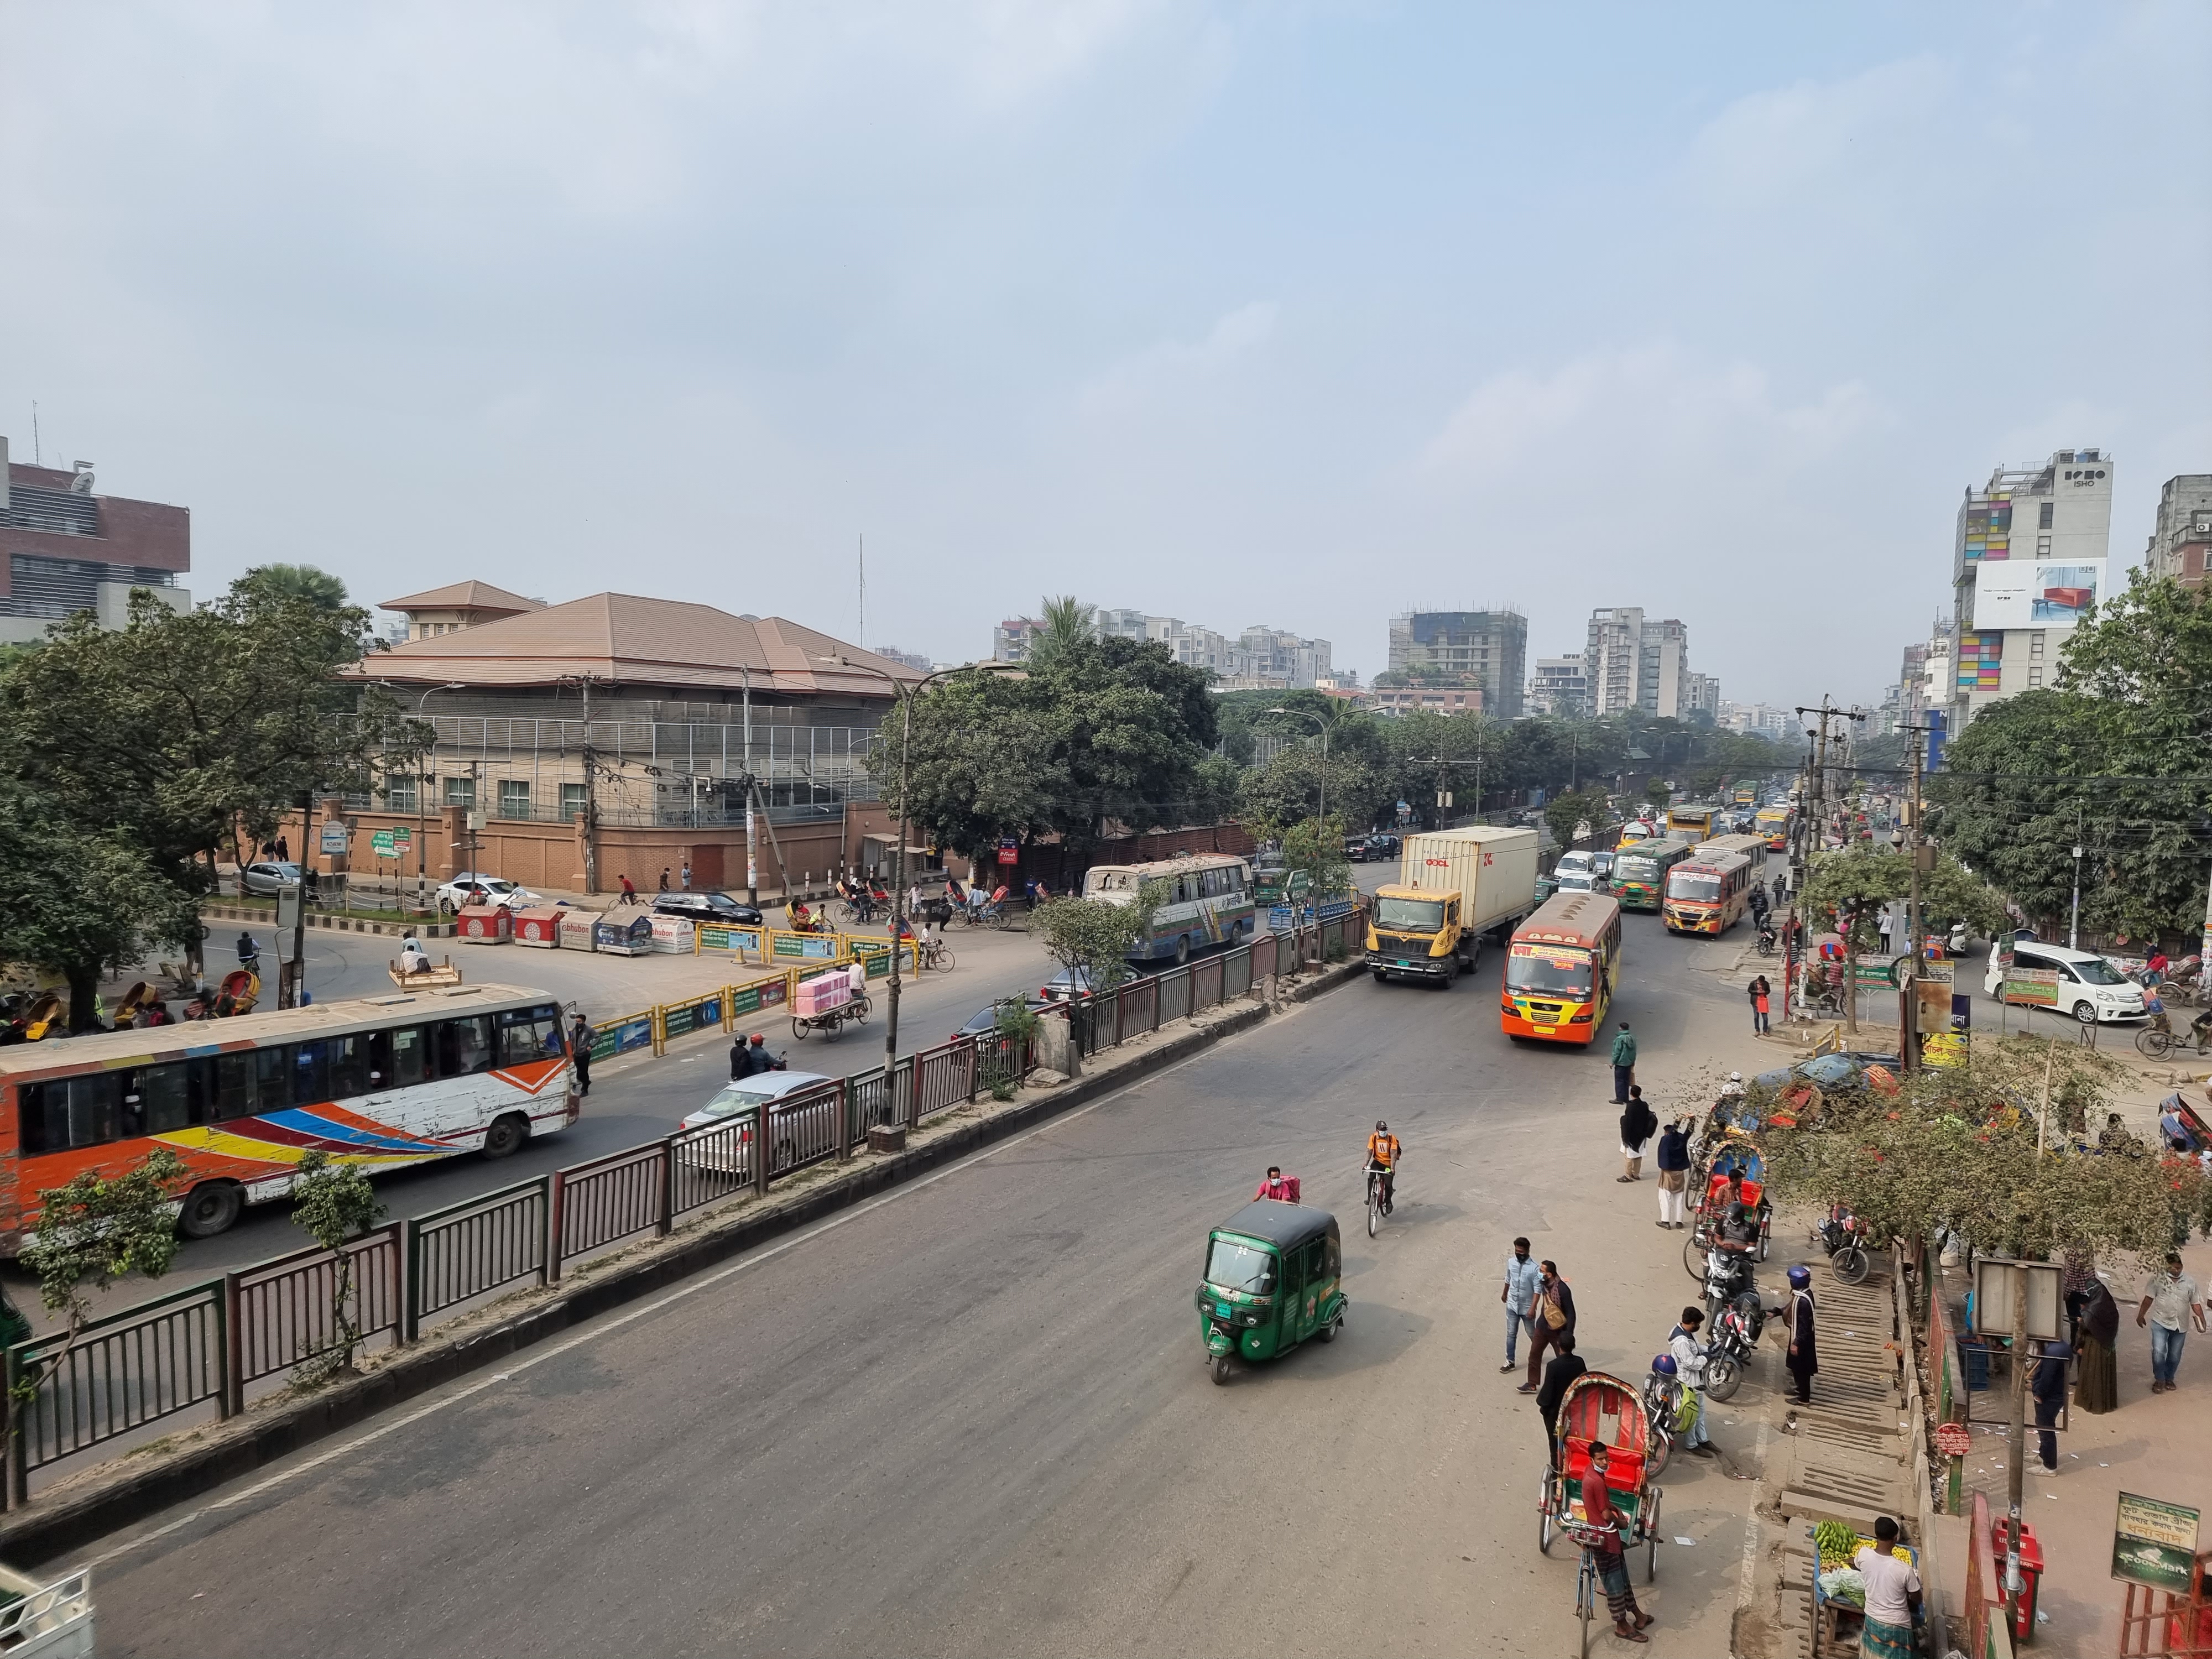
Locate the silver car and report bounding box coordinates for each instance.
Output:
[241,861,302,896]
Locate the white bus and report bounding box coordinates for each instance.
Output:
[1082,854,1258,966]
[0,983,578,1246]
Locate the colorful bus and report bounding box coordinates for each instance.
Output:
[1083,853,1257,965]
[0,983,577,1248]
[1610,837,1695,911]
[1501,891,1623,1045]
[1692,832,1768,888]
[1665,851,1755,936]
[1665,806,1715,842]
[1754,805,1794,851]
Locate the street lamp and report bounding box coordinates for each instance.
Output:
[415,682,465,897]
[2070,844,2084,951]
[817,655,1019,1066]
[1265,707,1329,823]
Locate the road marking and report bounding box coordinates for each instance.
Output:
[1735,1415,1771,1609]
[87,1037,1228,1571]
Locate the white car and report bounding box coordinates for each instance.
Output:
[1983,940,2146,1025]
[437,873,539,910]
[679,1068,831,1132]
[676,1070,833,1178]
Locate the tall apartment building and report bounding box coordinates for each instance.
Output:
[1386,610,1527,718]
[1584,607,1698,718]
[1087,605,1331,686]
[1526,654,1588,717]
[0,438,192,643]
[1685,671,1720,721]
[1949,448,2112,729]
[2146,474,2212,590]
[1719,701,1792,738]
[993,616,1043,662]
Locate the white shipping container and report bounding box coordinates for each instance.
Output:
[646,915,696,954]
[1396,826,1541,937]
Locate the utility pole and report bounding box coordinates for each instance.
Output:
[1792,697,1866,1015]
[579,676,601,896]
[1901,721,1932,1072]
[743,666,758,906]
[2068,807,2084,951]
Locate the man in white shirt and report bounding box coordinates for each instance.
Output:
[1852,1516,1922,1659]
[846,958,868,1000]
[2137,1251,2206,1394]
[1666,1306,1715,1457]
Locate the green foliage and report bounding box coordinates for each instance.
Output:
[1029,889,1154,993]
[19,1149,187,1342]
[1543,789,1609,860]
[1759,1036,2195,1265]
[1024,595,1095,672]
[0,787,203,1029]
[1933,574,2212,943]
[992,999,1043,1042]
[1644,778,1673,811]
[289,1150,388,1379]
[1798,844,2008,1029]
[234,563,350,613]
[1277,815,1353,907]
[878,637,1218,857]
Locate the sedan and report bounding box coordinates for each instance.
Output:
[436,873,538,910]
[951,996,1050,1044]
[1751,1051,1902,1098]
[241,861,302,897]
[653,892,765,926]
[679,1069,835,1133]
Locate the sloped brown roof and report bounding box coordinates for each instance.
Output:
[379,579,545,615]
[343,592,924,697]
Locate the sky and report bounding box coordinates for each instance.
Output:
[3,2,2208,707]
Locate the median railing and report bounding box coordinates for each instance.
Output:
[2,912,1352,1502]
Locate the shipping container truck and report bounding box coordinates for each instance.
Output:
[1364,826,1541,986]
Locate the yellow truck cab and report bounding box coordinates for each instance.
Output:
[1367,885,1470,984]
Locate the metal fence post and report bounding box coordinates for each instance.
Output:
[656,1139,675,1236]
[399,1217,419,1344]
[4,1348,23,1510]
[965,1036,980,1103]
[545,1171,565,1285]
[753,1103,770,1196]
[221,1271,244,1418]
[838,1080,854,1161]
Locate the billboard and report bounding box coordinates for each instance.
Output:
[1975,561,2105,629]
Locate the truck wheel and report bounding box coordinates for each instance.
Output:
[1371,969,1387,983]
[1439,957,1458,989]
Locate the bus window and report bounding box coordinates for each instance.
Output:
[498,1006,559,1067]
[137,1062,193,1134]
[211,1052,257,1121]
[291,1041,332,1107]
[437,1016,494,1077]
[328,1034,373,1100]
[390,1025,431,1088]
[20,1073,125,1155]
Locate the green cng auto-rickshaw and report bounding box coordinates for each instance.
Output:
[1194,1201,1347,1385]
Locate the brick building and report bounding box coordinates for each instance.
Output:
[0,439,191,643]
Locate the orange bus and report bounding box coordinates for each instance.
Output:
[0,983,577,1248]
[1501,891,1623,1046]
[1663,851,1754,936]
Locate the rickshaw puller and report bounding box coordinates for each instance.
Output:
[1580,1443,1653,1642]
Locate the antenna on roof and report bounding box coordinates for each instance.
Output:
[858,533,865,650]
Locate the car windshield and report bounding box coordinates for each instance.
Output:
[1506,943,1594,997]
[1668,873,1723,902]
[1375,896,1446,931]
[2069,957,2127,985]
[1556,873,1594,891]
[1554,853,1592,875]
[697,1083,781,1119]
[1204,1238,1277,1295]
[1615,855,1661,883]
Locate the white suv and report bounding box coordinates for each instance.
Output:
[1984,940,2146,1026]
[436,873,538,910]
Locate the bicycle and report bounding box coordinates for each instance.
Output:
[2138,1023,2176,1059]
[1364,1159,1395,1238]
[918,937,956,973]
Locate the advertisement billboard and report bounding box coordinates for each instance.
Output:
[1975,561,2105,629]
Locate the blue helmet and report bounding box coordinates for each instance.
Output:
[1787,1264,1812,1290]
[1651,1353,1678,1376]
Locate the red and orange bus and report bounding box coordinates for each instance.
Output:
[1501,891,1623,1045]
[0,983,577,1248]
[1663,850,1754,936]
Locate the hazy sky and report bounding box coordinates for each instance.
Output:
[4,3,2207,705]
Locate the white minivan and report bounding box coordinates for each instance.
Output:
[1984,939,2146,1025]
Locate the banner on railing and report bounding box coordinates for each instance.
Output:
[591,1011,656,1062]
[771,930,839,960]
[661,994,727,1040]
[698,924,764,958]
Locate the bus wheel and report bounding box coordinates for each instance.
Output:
[482,1112,531,1160]
[1175,935,1191,967]
[178,1181,243,1239]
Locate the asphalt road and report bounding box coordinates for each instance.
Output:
[90,907,1784,1658]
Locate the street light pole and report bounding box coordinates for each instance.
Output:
[414,682,464,904]
[2070,842,2084,951]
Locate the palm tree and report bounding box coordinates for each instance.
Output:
[1025,595,1094,670]
[236,564,350,612]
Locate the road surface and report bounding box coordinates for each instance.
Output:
[91,906,1783,1657]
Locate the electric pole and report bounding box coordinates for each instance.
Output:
[1901,721,1933,1072]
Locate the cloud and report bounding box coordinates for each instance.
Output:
[1681,55,1951,205]
[1076,300,1280,418]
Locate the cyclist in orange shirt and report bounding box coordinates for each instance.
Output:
[1365,1120,1402,1214]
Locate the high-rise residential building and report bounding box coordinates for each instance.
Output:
[993,616,1043,662]
[2146,474,2212,591]
[1386,610,1527,718]
[0,439,192,644]
[871,645,934,674]
[997,601,1328,685]
[1684,671,1720,722]
[1719,701,1792,738]
[1526,654,1588,717]
[1583,607,1698,718]
[1950,448,2113,729]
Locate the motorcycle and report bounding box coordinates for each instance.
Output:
[1702,1292,1766,1402]
[1702,1244,1756,1324]
[1755,921,1777,956]
[1814,1211,1871,1285]
[1641,1367,1682,1477]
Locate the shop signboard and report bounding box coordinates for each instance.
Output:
[2002,964,2060,1007]
[2111,1493,2199,1593]
[997,837,1020,866]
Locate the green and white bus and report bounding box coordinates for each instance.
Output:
[1083,854,1258,967]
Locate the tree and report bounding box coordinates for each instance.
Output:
[1276,815,1353,918]
[0,792,203,1029]
[1798,845,2008,1031]
[14,1150,187,1430]
[1543,789,1609,862]
[289,1151,388,1381]
[1238,745,1384,834]
[1758,1037,2200,1266]
[1029,885,1157,996]
[235,562,350,614]
[1024,596,1094,672]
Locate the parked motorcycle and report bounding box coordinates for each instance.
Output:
[1702,1291,1767,1402]
[1641,1362,1682,1477]
[1814,1210,1871,1285]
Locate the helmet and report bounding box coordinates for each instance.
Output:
[1651,1353,1678,1376]
[1726,1202,1747,1223]
[1729,1071,1743,1083]
[750,1032,765,1044]
[1787,1265,1812,1290]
